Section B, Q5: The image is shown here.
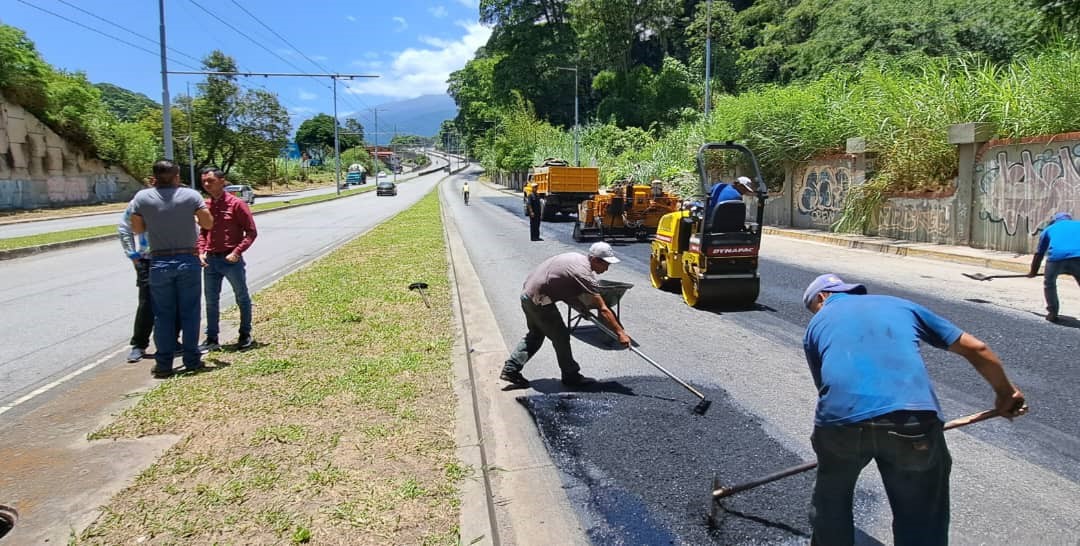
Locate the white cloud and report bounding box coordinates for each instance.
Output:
[345,15,356,22]
[298,89,318,101]
[392,16,408,31]
[345,21,491,99]
[428,5,448,18]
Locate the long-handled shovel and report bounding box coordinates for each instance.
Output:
[962,272,1041,281]
[706,402,1028,528]
[582,311,712,415]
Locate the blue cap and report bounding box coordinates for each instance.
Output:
[803,273,867,309]
[1052,212,1073,222]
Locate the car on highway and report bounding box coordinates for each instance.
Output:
[225,184,255,205]
[376,180,397,196]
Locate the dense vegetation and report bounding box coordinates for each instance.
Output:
[448,0,1079,222]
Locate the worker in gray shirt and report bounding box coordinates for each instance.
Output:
[501,242,631,388]
[130,160,213,378]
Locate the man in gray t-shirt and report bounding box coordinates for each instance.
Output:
[130,160,213,378]
[501,242,631,388]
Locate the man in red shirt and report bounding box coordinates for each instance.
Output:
[197,168,258,352]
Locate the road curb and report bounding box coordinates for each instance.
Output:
[761,227,1031,274]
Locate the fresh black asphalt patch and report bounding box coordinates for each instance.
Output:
[519,376,885,545]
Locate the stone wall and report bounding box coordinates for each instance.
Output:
[0,98,141,210]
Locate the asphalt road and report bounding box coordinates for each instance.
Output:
[443,173,1080,545]
[0,167,447,413]
[0,157,445,240]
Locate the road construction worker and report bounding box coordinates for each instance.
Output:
[500,242,631,388]
[527,183,542,241]
[802,273,1025,546]
[1028,211,1080,322]
[462,181,470,205]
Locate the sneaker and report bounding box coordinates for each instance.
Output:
[127,346,146,363]
[181,361,206,373]
[151,368,174,379]
[499,370,530,387]
[236,334,254,350]
[199,338,220,354]
[1046,312,1060,323]
[561,374,596,387]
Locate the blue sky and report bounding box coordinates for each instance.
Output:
[0,0,490,129]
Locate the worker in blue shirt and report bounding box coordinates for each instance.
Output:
[802,273,1025,546]
[1028,212,1080,322]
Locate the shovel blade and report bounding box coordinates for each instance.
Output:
[962,272,993,281]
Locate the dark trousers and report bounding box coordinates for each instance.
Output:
[1044,257,1080,314]
[131,259,154,349]
[503,295,580,378]
[811,411,951,546]
[529,215,541,240]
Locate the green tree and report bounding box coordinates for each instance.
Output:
[295,113,361,158]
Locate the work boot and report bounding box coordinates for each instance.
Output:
[1046,312,1060,323]
[127,346,146,363]
[499,370,530,387]
[199,338,220,354]
[561,373,596,387]
[237,334,254,350]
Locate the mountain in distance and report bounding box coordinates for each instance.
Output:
[363,94,458,139]
[94,83,160,122]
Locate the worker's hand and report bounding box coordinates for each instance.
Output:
[226,252,240,263]
[995,387,1027,420]
[617,331,631,347]
[198,253,208,267]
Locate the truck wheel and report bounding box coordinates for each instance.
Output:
[541,199,557,221]
[573,221,584,242]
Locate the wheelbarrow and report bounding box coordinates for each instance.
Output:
[567,279,634,331]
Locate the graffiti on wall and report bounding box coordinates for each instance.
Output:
[93,174,119,201]
[0,179,28,208]
[46,176,89,203]
[794,162,852,227]
[878,198,952,243]
[975,143,1080,236]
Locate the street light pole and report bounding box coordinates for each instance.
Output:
[704,0,712,118]
[158,0,173,160]
[333,76,341,196]
[556,66,579,166]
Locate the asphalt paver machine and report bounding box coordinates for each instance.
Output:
[649,142,768,308]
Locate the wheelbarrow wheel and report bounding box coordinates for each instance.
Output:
[650,252,678,292]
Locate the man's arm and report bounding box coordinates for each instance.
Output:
[232,202,257,256]
[131,213,146,234]
[585,293,631,346]
[948,333,1026,418]
[195,208,213,230]
[118,203,139,260]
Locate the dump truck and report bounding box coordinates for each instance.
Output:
[522,159,600,221]
[573,180,682,242]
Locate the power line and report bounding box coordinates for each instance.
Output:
[14,0,201,71]
[52,0,202,64]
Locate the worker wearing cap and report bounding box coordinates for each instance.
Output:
[801,273,1025,546]
[500,242,632,388]
[1028,211,1080,322]
[527,183,542,241]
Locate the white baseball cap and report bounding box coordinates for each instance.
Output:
[588,242,620,264]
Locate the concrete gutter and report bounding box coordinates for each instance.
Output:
[0,163,452,262]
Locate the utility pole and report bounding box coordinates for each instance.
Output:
[333,76,341,195]
[392,124,397,183]
[704,0,712,118]
[557,66,579,166]
[368,107,388,176]
[158,0,173,160]
[185,82,196,188]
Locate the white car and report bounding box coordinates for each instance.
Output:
[225,184,255,205]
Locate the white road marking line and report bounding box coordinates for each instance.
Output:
[0,346,126,416]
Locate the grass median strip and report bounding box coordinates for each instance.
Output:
[0,186,375,252]
[77,190,463,545]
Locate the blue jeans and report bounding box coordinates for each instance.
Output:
[203,255,252,339]
[149,255,203,371]
[810,411,951,546]
[1044,257,1080,314]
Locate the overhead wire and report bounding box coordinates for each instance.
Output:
[13,0,202,71]
[52,0,203,64]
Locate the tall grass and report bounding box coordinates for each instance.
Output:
[490,43,1080,230]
